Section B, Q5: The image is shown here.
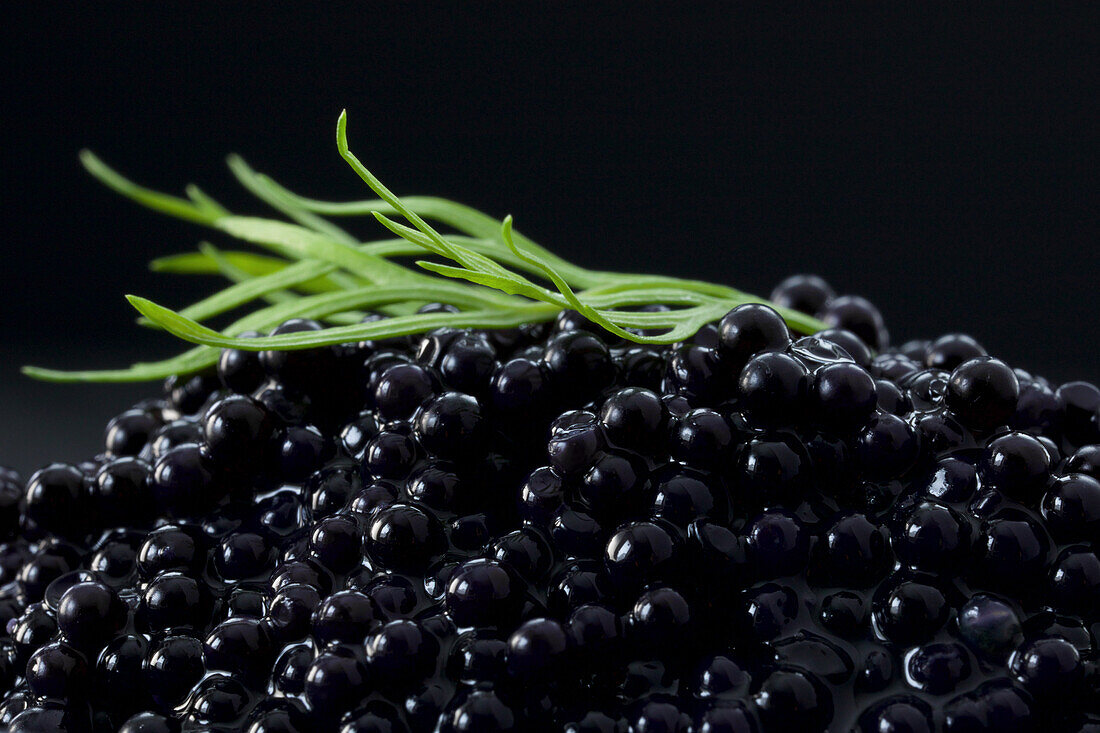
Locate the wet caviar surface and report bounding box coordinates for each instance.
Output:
[1,280,1098,732]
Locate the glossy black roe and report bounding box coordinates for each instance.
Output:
[90,457,152,526]
[189,675,250,725]
[152,443,219,516]
[922,458,980,505]
[668,408,732,469]
[266,584,321,642]
[145,635,205,707]
[506,617,568,678]
[627,699,692,733]
[105,408,161,457]
[451,514,499,558]
[875,379,912,416]
[204,617,272,679]
[24,463,87,537]
[449,630,508,684]
[304,463,360,519]
[11,604,59,664]
[666,347,730,410]
[445,558,522,627]
[735,435,810,505]
[817,513,892,587]
[415,392,486,462]
[553,309,603,335]
[789,335,857,371]
[874,579,949,645]
[304,646,369,711]
[770,274,835,315]
[310,515,362,573]
[568,603,622,662]
[137,526,203,578]
[819,591,869,638]
[148,420,202,461]
[547,417,604,476]
[651,469,717,527]
[976,513,1051,589]
[717,303,790,371]
[363,429,419,480]
[1066,444,1100,479]
[579,449,649,518]
[819,295,888,352]
[26,641,87,698]
[312,590,377,644]
[164,372,218,416]
[957,594,1023,662]
[366,503,444,572]
[542,330,616,404]
[141,572,206,631]
[490,357,552,417]
[983,431,1051,498]
[1010,637,1082,698]
[548,562,609,615]
[201,395,276,471]
[56,580,126,647]
[856,413,920,480]
[215,532,274,580]
[365,618,437,684]
[340,702,406,733]
[1057,380,1100,445]
[1041,473,1100,542]
[373,363,441,421]
[893,500,971,573]
[1050,548,1100,614]
[259,318,334,392]
[755,667,833,731]
[599,387,668,452]
[872,354,921,382]
[746,510,808,579]
[737,351,809,429]
[946,357,1020,431]
[0,471,22,537]
[435,331,498,394]
[811,362,878,433]
[617,346,667,391]
[119,712,179,733]
[604,521,680,590]
[694,655,752,699]
[908,642,972,694]
[631,586,692,648]
[18,542,80,603]
[274,425,331,482]
[217,330,266,394]
[858,697,933,733]
[444,689,516,732]
[1012,377,1066,435]
[816,328,873,368]
[14,292,1100,730]
[490,528,552,582]
[925,334,987,371]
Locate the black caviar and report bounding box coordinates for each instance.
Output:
[1,280,1099,733]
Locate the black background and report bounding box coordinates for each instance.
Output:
[2,4,1097,474]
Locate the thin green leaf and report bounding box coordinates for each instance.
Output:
[79,150,219,225]
[226,154,361,246]
[215,216,414,285]
[184,184,230,219]
[198,242,296,305]
[151,250,289,276]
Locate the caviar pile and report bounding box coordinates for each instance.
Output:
[1,276,1099,732]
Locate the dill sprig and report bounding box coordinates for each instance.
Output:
[23,111,826,383]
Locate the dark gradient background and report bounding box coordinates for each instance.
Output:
[2,5,1097,474]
